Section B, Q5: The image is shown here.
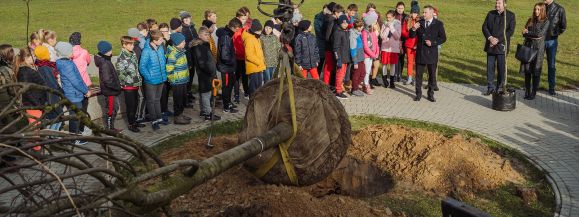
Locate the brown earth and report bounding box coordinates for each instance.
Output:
[347,125,525,195]
[158,124,526,216]
[160,136,391,217]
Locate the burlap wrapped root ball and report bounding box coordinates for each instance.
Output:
[240,78,351,186]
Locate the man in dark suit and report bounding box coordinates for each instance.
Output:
[482,0,516,96]
[410,5,446,102]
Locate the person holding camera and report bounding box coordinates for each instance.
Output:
[482,0,516,96]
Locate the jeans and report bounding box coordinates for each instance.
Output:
[172,83,188,116]
[199,91,212,115]
[545,39,558,90]
[264,67,275,83]
[68,101,84,134]
[486,54,505,91]
[248,72,264,97]
[144,83,163,122]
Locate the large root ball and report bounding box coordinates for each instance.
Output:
[239,78,351,186]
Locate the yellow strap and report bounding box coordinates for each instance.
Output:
[253,51,299,185]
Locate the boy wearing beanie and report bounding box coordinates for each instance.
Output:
[96,41,122,132]
[242,19,266,97]
[295,20,320,79]
[260,20,281,83]
[332,15,352,99]
[117,36,144,132]
[166,33,191,125]
[55,42,91,144]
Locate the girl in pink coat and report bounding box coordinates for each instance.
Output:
[362,11,380,94]
[379,10,401,89]
[69,32,92,135]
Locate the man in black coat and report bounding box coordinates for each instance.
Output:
[544,0,566,95]
[410,5,446,102]
[482,0,515,95]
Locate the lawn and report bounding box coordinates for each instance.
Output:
[1,0,577,90]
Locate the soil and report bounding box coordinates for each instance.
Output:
[346,125,525,195]
[158,124,527,216]
[160,136,390,217]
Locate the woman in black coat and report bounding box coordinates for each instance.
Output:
[520,3,550,100]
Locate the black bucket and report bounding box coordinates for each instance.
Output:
[491,89,516,111]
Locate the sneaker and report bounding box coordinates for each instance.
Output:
[363,85,373,95]
[152,122,160,131]
[182,115,192,121]
[224,107,239,113]
[244,93,250,100]
[230,104,238,109]
[404,77,413,85]
[204,113,222,121]
[336,93,348,99]
[174,115,191,125]
[128,125,140,133]
[81,127,93,136]
[234,95,240,103]
[351,90,364,97]
[136,123,146,128]
[199,112,208,118]
[159,119,169,125]
[548,89,557,96]
[164,111,174,116]
[74,140,88,146]
[162,114,169,123]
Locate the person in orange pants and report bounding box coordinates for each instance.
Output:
[295,20,320,80]
[401,2,420,85]
[333,15,352,99]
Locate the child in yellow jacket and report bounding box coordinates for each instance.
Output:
[243,19,266,97]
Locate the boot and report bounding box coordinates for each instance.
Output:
[128,124,140,133]
[174,115,191,125]
[389,76,396,89]
[531,75,540,100]
[382,75,389,88]
[524,75,532,100]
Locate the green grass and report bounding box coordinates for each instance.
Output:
[1,0,577,90]
[351,115,555,217]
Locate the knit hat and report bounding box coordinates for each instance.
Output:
[250,19,263,33]
[363,11,378,27]
[179,11,192,20]
[54,42,73,59]
[202,20,214,29]
[34,46,51,61]
[411,0,420,14]
[97,41,113,54]
[128,28,140,39]
[69,32,82,46]
[264,20,275,29]
[338,15,349,25]
[170,18,182,30]
[298,20,311,31]
[170,33,186,46]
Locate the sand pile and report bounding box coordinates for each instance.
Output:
[347,125,524,194]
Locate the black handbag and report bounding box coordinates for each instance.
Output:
[515,44,538,63]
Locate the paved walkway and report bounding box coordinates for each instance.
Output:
[340,82,578,217]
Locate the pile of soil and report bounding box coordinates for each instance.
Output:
[160,136,391,217]
[347,125,525,194]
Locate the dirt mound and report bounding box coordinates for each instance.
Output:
[161,136,391,217]
[348,125,524,194]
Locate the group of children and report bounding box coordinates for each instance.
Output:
[0,1,435,141]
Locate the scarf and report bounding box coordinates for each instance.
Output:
[35,60,59,78]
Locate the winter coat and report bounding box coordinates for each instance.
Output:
[545,1,567,40]
[314,11,327,55]
[183,23,198,70]
[380,20,402,53]
[294,32,320,70]
[520,19,550,76]
[95,54,121,96]
[323,14,338,52]
[362,29,380,59]
[409,18,447,65]
[0,64,26,133]
[350,29,365,64]
[402,19,419,50]
[56,58,88,103]
[37,65,63,119]
[133,40,143,63]
[233,28,246,60]
[333,27,352,65]
[116,49,142,87]
[191,40,217,93]
[139,44,167,85]
[242,31,266,74]
[216,27,236,74]
[261,34,282,68]
[71,45,92,86]
[165,45,190,85]
[482,10,516,55]
[17,66,47,107]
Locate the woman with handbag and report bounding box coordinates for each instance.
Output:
[520,3,549,100]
